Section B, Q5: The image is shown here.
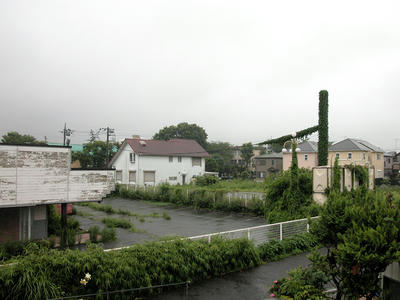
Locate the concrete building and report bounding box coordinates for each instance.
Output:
[328,138,384,178]
[109,138,209,186]
[283,141,318,171]
[253,153,283,180]
[0,144,115,242]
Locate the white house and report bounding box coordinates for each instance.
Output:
[109,138,210,186]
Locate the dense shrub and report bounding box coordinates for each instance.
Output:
[257,233,319,262]
[195,174,219,186]
[269,266,329,299]
[0,238,260,300]
[116,184,267,216]
[0,239,51,262]
[0,233,318,299]
[264,169,319,223]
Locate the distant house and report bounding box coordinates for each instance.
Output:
[283,141,318,171]
[328,138,384,178]
[384,151,396,177]
[109,138,210,186]
[253,153,283,180]
[231,146,265,171]
[0,144,115,242]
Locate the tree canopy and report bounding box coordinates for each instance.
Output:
[153,122,208,149]
[72,141,120,169]
[310,190,400,299]
[240,142,254,168]
[1,131,45,145]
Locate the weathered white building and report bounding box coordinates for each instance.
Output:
[0,144,115,242]
[109,138,209,186]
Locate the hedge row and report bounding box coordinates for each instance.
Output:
[0,233,319,300]
[117,184,266,215]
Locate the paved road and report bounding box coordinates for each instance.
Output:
[74,198,267,249]
[148,251,317,300]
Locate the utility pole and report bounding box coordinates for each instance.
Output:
[104,127,115,167]
[60,122,73,248]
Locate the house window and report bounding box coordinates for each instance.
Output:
[259,172,265,178]
[169,176,177,181]
[363,153,366,160]
[178,156,182,163]
[143,171,155,183]
[129,171,136,183]
[377,154,381,160]
[336,153,340,159]
[169,156,173,163]
[192,157,201,166]
[304,154,308,161]
[348,153,352,160]
[129,153,135,163]
[116,170,122,182]
[271,159,274,165]
[259,159,266,166]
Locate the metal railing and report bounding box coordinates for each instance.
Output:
[49,281,190,300]
[187,216,320,246]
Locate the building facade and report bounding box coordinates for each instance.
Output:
[254,153,283,180]
[283,141,318,171]
[328,138,384,178]
[109,138,209,186]
[0,144,115,242]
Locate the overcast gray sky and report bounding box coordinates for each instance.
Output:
[1,0,399,149]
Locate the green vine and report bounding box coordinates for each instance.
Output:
[318,90,329,166]
[332,157,341,192]
[258,125,319,146]
[344,165,369,189]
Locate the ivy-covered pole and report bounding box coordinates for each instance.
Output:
[290,139,299,191]
[318,90,329,166]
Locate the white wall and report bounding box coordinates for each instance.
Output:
[0,145,115,207]
[111,143,206,186]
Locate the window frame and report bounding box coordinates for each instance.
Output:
[304,154,308,161]
[348,152,352,160]
[129,153,136,163]
[169,156,173,163]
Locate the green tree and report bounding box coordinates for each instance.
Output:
[205,141,234,174]
[311,190,400,300]
[1,131,45,145]
[153,122,208,149]
[72,141,119,169]
[240,142,254,168]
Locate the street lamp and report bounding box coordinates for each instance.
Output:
[282,132,301,153]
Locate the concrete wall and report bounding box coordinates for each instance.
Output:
[283,152,318,171]
[312,165,375,204]
[0,145,115,208]
[111,143,206,186]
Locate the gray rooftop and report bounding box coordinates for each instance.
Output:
[297,140,318,152]
[329,138,384,153]
[254,152,283,159]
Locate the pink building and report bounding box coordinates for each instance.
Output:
[282,141,318,171]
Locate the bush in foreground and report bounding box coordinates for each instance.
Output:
[0,233,318,300]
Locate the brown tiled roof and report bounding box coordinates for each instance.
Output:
[126,138,210,157]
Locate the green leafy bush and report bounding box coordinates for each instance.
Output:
[0,238,260,300]
[195,174,219,186]
[102,217,132,229]
[88,226,100,243]
[257,233,319,262]
[100,227,117,242]
[269,266,329,299]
